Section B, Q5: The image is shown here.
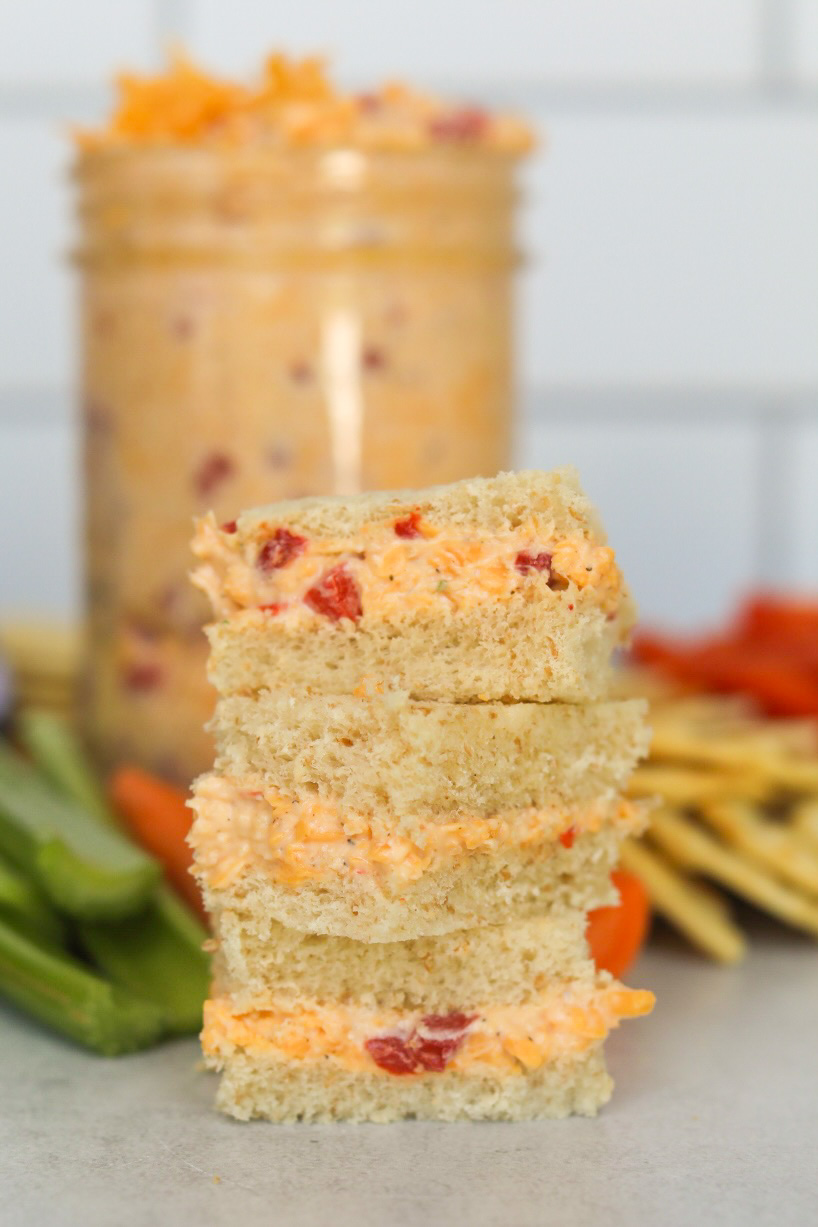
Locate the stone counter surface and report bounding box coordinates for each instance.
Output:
[1,919,816,1227]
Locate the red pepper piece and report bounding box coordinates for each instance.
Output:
[429,108,488,141]
[515,550,552,576]
[304,565,363,622]
[365,1035,419,1076]
[739,594,818,642]
[258,602,285,615]
[413,1036,461,1072]
[366,1013,475,1075]
[257,528,307,573]
[559,827,576,850]
[362,346,386,371]
[394,511,422,539]
[122,663,163,692]
[288,360,312,384]
[421,1012,476,1033]
[221,519,238,534]
[194,451,234,499]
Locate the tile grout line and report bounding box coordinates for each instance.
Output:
[753,401,797,585]
[1,80,816,123]
[758,0,796,88]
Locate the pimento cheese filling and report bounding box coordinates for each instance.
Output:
[76,50,533,154]
[191,511,624,623]
[188,774,645,890]
[202,985,655,1076]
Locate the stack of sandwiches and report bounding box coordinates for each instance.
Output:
[189,469,654,1122]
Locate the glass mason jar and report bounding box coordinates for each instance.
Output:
[74,145,524,784]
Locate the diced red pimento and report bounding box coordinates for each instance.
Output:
[421,1012,476,1032]
[394,510,423,539]
[122,663,163,692]
[194,451,234,499]
[221,519,238,534]
[365,1013,475,1076]
[256,528,307,573]
[288,360,312,384]
[412,1035,461,1072]
[515,550,552,576]
[429,107,488,141]
[258,602,285,615]
[559,827,576,850]
[362,346,386,371]
[304,565,363,622]
[364,1035,419,1076]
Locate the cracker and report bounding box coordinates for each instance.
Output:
[650,723,818,795]
[626,764,770,806]
[0,621,80,681]
[649,806,818,939]
[700,800,818,898]
[619,839,745,963]
[793,800,818,854]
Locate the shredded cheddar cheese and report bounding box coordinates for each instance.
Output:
[188,774,645,890]
[202,985,655,1075]
[191,512,624,622]
[75,49,534,154]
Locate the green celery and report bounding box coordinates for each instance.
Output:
[78,887,209,1035]
[0,915,165,1055]
[0,853,65,947]
[16,713,209,1033]
[17,710,112,826]
[0,743,159,920]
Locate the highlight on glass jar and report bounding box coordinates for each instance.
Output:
[73,51,535,785]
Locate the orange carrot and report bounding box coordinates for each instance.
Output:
[109,767,206,922]
[586,870,651,980]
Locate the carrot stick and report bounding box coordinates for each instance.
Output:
[586,870,651,980]
[109,767,205,923]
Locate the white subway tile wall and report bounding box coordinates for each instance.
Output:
[0,1,157,83]
[520,111,818,386]
[794,0,818,84]
[0,120,72,386]
[520,406,763,628]
[188,0,760,86]
[0,0,816,628]
[791,419,818,585]
[0,415,79,617]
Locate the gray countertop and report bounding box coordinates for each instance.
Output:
[2,919,816,1227]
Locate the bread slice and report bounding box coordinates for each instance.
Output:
[189,772,643,940]
[193,469,636,702]
[212,692,649,817]
[202,972,654,1122]
[207,1041,613,1122]
[213,909,596,1010]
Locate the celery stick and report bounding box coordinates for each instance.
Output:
[0,853,65,947]
[16,711,210,956]
[16,713,210,1030]
[78,887,209,1035]
[0,915,166,1054]
[0,743,159,920]
[17,710,112,826]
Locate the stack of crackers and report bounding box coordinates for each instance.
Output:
[618,669,818,962]
[187,469,654,1123]
[0,622,80,720]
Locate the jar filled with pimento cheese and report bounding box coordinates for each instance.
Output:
[73,53,533,784]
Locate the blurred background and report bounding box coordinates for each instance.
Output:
[0,0,816,630]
